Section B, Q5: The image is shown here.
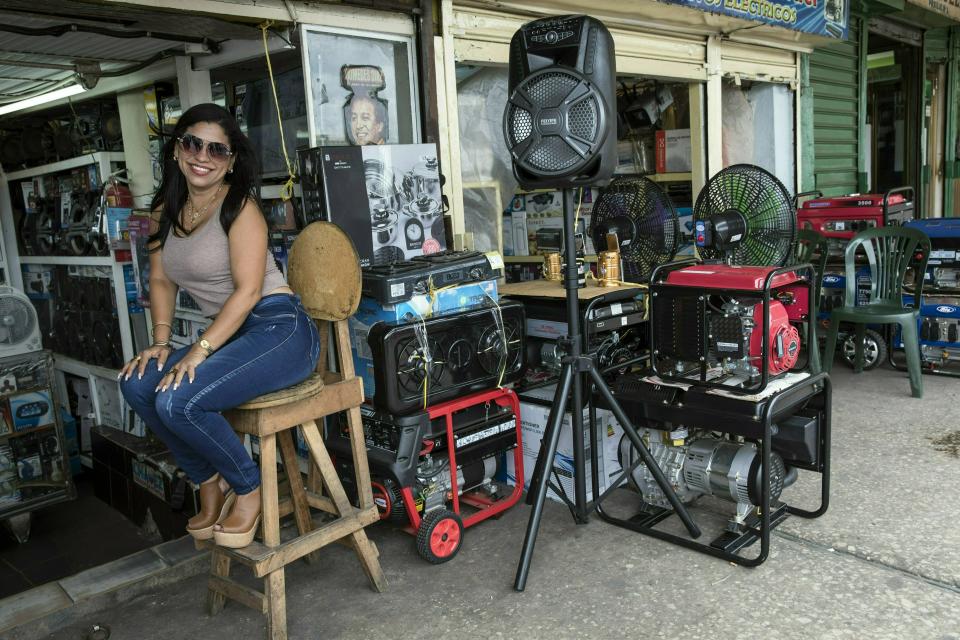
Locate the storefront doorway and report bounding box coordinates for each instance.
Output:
[866,32,922,196]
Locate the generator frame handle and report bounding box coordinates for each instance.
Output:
[883,186,915,223]
[648,260,815,394]
[793,190,823,208]
[596,371,832,567]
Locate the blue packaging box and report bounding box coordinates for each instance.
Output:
[348,279,499,398]
[9,391,55,431]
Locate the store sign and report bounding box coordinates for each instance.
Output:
[660,0,850,40]
[906,0,960,22]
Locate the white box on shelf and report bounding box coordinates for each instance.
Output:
[655,129,692,173]
[504,385,607,504]
[511,210,529,256]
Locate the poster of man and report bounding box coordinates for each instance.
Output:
[301,25,418,147]
[348,95,388,145]
[341,64,390,146]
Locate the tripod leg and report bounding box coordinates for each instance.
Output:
[588,367,702,539]
[514,363,574,592]
[524,375,573,506]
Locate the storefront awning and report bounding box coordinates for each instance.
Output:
[460,0,849,49]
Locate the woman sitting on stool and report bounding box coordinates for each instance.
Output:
[119,103,320,548]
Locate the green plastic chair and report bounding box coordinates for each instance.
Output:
[822,226,931,397]
[791,229,829,374]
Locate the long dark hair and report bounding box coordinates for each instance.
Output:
[148,103,261,248]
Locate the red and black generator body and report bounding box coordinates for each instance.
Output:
[649,260,815,393]
[326,387,523,563]
[797,187,914,257]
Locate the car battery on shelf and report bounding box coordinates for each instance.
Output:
[798,187,914,260]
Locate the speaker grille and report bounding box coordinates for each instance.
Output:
[568,98,599,141]
[509,106,533,144]
[527,71,578,106]
[529,137,580,172]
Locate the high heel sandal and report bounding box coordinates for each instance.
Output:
[187,477,235,541]
[213,488,261,549]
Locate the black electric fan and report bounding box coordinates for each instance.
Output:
[693,164,795,267]
[590,176,680,282]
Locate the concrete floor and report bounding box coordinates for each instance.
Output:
[39,364,960,640]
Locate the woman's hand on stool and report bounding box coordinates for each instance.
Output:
[120,343,173,381]
[156,344,208,392]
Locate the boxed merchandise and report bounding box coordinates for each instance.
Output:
[504,385,609,504]
[300,143,445,267]
[655,129,692,173]
[348,279,499,397]
[511,209,529,256]
[9,391,54,432]
[0,401,11,436]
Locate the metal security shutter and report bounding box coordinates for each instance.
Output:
[810,18,864,196]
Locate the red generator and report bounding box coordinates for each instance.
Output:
[649,262,814,393]
[797,187,914,258]
[326,387,524,563]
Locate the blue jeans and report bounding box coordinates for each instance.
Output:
[120,294,320,495]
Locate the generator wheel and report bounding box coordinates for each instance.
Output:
[416,509,463,564]
[841,329,887,370]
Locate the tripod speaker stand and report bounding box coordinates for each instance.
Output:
[500,14,701,590]
[512,188,702,591]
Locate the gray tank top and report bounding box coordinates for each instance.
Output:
[161,209,287,317]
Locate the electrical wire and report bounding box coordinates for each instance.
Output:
[259,20,297,202]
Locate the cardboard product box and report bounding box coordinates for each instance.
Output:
[504,385,608,504]
[676,207,695,256]
[655,129,692,174]
[305,143,445,267]
[511,210,529,256]
[9,391,54,432]
[348,280,499,398]
[0,401,11,436]
[502,214,515,256]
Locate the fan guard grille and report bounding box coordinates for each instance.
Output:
[0,293,37,345]
[590,176,680,282]
[694,164,796,266]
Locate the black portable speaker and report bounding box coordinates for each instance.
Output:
[503,15,617,190]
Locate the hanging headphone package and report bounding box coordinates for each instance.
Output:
[297,143,446,267]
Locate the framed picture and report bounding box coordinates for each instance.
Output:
[300,23,420,148]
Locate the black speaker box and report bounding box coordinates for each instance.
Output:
[368,302,526,415]
[504,15,617,190]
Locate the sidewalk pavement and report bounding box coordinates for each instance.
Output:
[12,365,960,639]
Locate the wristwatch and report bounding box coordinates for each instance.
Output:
[198,338,215,357]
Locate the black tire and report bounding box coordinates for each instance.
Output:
[841,328,887,371]
[416,509,463,564]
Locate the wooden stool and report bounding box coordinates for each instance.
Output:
[199,223,385,639]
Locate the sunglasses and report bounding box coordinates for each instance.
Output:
[177,133,233,162]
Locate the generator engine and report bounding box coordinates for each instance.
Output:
[410,454,499,516]
[651,264,810,391]
[710,297,801,379]
[619,428,798,530]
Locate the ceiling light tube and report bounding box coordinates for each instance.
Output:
[0,84,87,116]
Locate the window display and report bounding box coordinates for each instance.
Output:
[300,24,419,147]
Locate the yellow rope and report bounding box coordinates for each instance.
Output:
[259,21,296,201]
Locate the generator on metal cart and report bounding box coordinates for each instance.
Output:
[888,218,960,376]
[327,387,524,563]
[596,164,832,566]
[797,187,915,259]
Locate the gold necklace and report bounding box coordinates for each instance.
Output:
[186,182,224,228]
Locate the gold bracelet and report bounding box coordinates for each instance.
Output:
[153,321,172,329]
